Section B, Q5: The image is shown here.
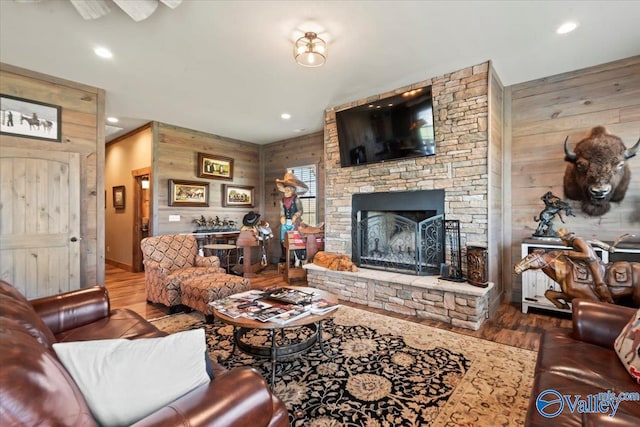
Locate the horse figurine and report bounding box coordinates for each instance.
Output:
[532,191,575,237]
[514,249,640,309]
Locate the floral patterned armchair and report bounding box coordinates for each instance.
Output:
[140,234,226,309]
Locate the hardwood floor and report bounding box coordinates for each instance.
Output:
[105,264,572,352]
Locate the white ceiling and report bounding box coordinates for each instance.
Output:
[1,1,639,144]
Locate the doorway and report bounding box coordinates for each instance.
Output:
[132,168,151,272]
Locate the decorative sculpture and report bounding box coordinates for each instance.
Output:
[514,231,639,309]
[276,172,308,263]
[563,126,639,216]
[532,191,574,238]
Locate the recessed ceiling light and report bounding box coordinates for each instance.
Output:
[107,117,119,123]
[557,22,578,34]
[94,46,113,58]
[281,113,291,120]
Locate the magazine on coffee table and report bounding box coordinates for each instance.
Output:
[228,289,267,301]
[270,308,311,324]
[247,306,298,322]
[308,298,341,315]
[263,287,315,305]
[210,297,271,319]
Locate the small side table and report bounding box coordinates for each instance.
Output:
[203,243,238,273]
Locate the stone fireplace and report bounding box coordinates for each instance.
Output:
[318,61,503,321]
[352,190,445,275]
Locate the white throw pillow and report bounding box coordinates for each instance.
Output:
[53,329,210,426]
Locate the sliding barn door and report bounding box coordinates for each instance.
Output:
[0,147,81,298]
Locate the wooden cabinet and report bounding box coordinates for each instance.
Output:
[521,239,640,314]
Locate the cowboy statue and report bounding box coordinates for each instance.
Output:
[276,172,308,260]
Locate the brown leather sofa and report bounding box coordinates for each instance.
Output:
[526,299,640,426]
[0,280,289,427]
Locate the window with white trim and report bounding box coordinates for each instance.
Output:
[288,164,317,226]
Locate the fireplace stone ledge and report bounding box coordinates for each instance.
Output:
[304,263,494,331]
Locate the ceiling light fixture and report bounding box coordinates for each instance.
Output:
[281,113,291,120]
[557,21,578,34]
[94,46,113,58]
[107,116,119,123]
[294,32,327,67]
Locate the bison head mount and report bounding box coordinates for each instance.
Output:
[563,126,639,216]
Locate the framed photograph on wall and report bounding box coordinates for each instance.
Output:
[113,186,125,209]
[222,184,254,207]
[169,179,210,207]
[197,152,234,180]
[0,94,62,142]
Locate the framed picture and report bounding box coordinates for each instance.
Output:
[169,179,210,207]
[222,185,254,207]
[197,152,234,180]
[113,186,125,209]
[0,94,62,142]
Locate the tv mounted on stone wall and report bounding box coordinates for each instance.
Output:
[336,87,435,167]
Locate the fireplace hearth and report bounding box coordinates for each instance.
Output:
[352,190,446,275]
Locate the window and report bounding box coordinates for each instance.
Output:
[288,164,317,225]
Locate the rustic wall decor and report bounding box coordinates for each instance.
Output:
[169,179,209,207]
[222,184,254,207]
[112,186,125,209]
[0,94,62,142]
[197,152,233,180]
[563,126,640,216]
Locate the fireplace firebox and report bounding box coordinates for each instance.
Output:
[352,190,447,275]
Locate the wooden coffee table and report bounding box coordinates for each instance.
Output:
[212,286,339,388]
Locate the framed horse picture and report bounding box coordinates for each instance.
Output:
[222,185,254,207]
[169,179,210,207]
[0,94,62,142]
[197,152,234,180]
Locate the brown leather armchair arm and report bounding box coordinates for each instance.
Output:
[132,367,289,427]
[571,298,635,349]
[30,286,110,334]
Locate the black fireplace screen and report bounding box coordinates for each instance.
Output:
[354,213,445,275]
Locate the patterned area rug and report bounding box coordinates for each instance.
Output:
[151,307,536,427]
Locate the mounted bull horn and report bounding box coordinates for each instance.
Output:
[563,135,576,161]
[563,126,639,216]
[623,137,640,159]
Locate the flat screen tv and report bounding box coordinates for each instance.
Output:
[336,87,435,168]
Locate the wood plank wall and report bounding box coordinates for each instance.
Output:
[0,63,105,288]
[507,55,640,301]
[488,63,505,306]
[153,122,261,234]
[261,131,325,262]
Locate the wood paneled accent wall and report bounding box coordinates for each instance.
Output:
[488,64,505,302]
[0,63,105,290]
[261,131,325,262]
[507,55,640,301]
[153,122,260,234]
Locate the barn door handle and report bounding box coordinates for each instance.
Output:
[70,237,78,242]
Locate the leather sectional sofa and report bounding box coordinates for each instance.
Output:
[0,280,289,426]
[526,299,640,426]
